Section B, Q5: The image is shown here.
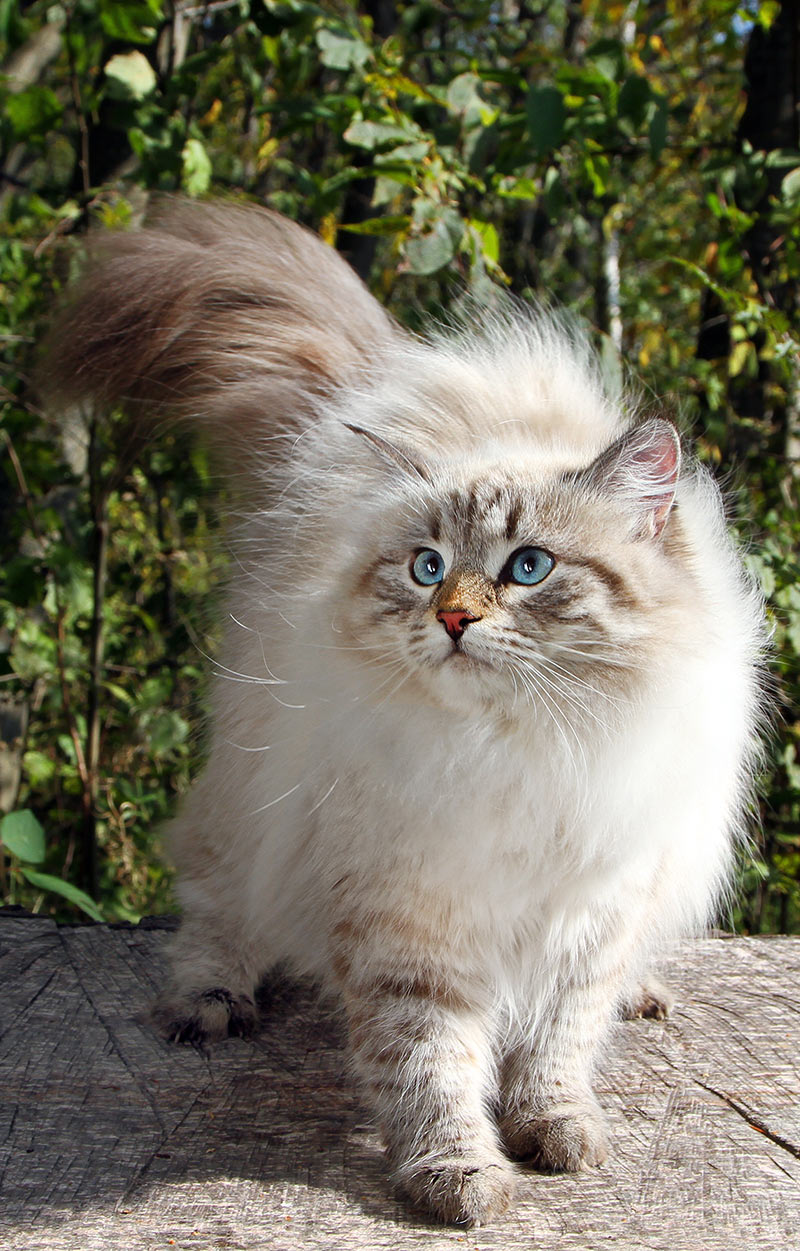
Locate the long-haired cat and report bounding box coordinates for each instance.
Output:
[43,200,765,1227]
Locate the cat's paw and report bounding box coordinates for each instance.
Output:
[153,987,257,1045]
[398,1154,517,1227]
[619,975,674,1021]
[500,1101,609,1172]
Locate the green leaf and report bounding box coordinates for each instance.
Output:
[339,214,411,236]
[447,72,491,128]
[5,86,62,140]
[585,37,625,82]
[496,176,539,201]
[649,96,668,159]
[103,680,134,706]
[147,710,190,756]
[764,148,800,169]
[99,0,163,44]
[728,339,756,378]
[104,51,157,101]
[0,0,15,41]
[617,75,651,129]
[404,218,457,275]
[525,85,566,158]
[181,137,212,197]
[316,28,370,71]
[1,809,46,863]
[781,167,800,206]
[374,140,430,164]
[343,119,414,150]
[543,166,565,216]
[468,219,499,264]
[447,72,480,113]
[20,869,105,922]
[136,675,173,710]
[22,750,57,787]
[583,154,609,197]
[755,0,781,30]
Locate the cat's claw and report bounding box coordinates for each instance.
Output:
[398,1155,517,1227]
[154,987,257,1046]
[500,1101,609,1172]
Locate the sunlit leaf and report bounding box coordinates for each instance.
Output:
[316,28,370,71]
[104,51,157,101]
[343,119,414,149]
[585,37,625,82]
[182,137,212,197]
[404,219,457,275]
[781,167,800,205]
[468,219,499,264]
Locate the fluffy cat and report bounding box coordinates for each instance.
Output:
[44,199,765,1227]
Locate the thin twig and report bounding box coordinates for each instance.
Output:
[64,7,91,196]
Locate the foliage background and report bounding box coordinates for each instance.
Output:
[1,0,798,931]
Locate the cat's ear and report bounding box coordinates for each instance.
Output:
[344,423,431,482]
[583,418,681,540]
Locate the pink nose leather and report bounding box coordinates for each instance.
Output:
[436,609,481,641]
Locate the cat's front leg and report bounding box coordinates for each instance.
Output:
[498,946,625,1172]
[331,919,515,1227]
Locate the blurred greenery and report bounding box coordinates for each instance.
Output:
[0,0,798,930]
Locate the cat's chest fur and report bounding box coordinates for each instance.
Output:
[308,691,647,916]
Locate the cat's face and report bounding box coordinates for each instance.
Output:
[337,420,683,720]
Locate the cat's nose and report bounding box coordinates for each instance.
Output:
[436,608,481,641]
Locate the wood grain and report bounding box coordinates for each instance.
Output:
[1,916,798,1250]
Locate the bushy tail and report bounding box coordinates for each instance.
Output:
[40,198,402,464]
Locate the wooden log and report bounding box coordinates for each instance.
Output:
[1,916,798,1250]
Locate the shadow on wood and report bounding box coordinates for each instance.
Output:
[1,915,798,1250]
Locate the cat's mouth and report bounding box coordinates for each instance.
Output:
[441,644,490,670]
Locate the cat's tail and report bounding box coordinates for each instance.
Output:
[39,197,403,467]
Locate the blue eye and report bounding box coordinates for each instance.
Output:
[507,546,555,586]
[411,549,445,586]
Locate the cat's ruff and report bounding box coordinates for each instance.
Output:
[43,199,766,1229]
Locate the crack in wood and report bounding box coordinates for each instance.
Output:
[54,927,170,1134]
[693,1077,800,1161]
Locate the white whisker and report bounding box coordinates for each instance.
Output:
[222,736,272,752]
[250,782,301,816]
[307,777,340,816]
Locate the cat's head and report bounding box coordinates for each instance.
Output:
[330,417,686,721]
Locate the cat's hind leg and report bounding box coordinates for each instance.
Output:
[151,915,261,1050]
[618,974,674,1021]
[330,910,516,1228]
[153,909,265,1045]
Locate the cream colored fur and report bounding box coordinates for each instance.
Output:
[43,201,766,1227]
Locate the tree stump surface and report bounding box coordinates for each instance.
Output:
[1,916,798,1251]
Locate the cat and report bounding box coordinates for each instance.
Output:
[43,199,765,1227]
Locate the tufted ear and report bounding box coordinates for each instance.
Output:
[343,423,432,482]
[583,418,681,540]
